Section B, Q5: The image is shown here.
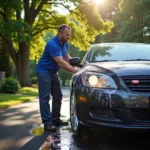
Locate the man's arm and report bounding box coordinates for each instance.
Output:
[53,56,77,74]
[64,53,71,63]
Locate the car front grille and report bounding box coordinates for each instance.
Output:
[121,76,150,93]
[130,109,150,122]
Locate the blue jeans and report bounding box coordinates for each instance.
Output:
[37,72,62,125]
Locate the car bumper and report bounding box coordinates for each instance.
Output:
[75,87,150,131]
[82,119,150,130]
[78,108,150,131]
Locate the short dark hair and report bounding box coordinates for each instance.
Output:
[58,24,71,33]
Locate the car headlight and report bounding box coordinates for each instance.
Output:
[82,72,117,88]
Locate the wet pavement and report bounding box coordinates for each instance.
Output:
[29,124,150,150]
[1,87,150,150]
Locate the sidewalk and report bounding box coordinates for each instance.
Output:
[0,88,70,150]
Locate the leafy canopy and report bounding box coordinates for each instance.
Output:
[0,0,114,61]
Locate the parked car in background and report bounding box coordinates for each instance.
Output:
[69,43,150,136]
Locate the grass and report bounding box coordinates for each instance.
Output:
[17,87,38,96]
[0,86,39,110]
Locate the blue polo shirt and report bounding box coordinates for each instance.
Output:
[36,36,68,73]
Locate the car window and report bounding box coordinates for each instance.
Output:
[89,44,150,62]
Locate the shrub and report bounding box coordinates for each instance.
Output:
[0,78,20,94]
[31,76,37,84]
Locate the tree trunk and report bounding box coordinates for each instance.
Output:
[62,78,66,86]
[16,42,31,87]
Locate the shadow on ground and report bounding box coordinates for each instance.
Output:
[19,124,150,150]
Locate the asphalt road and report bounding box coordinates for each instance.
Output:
[0,87,150,150]
[0,88,70,150]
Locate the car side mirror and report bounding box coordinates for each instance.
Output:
[69,57,82,67]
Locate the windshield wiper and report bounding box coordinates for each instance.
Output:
[123,59,150,61]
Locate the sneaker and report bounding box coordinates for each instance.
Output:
[44,124,56,132]
[53,118,68,126]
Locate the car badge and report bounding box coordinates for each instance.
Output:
[131,80,139,84]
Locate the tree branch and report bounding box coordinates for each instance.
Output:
[46,2,81,17]
[32,22,56,33]
[24,0,30,13]
[35,0,49,16]
[16,10,21,20]
[32,26,57,36]
[27,0,49,26]
[30,0,37,11]
[40,10,59,23]
[34,22,56,28]
[0,11,5,19]
[0,35,17,65]
[0,8,8,22]
[24,0,30,22]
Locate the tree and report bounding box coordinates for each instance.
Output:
[0,0,113,86]
[0,37,13,77]
[93,0,120,43]
[95,0,150,43]
[116,0,150,42]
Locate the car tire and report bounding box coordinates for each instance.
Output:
[70,90,89,137]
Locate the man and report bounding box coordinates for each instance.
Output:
[36,24,78,132]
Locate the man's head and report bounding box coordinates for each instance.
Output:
[57,24,71,43]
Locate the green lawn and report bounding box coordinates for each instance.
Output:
[17,87,38,96]
[0,87,39,109]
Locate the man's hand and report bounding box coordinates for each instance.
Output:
[53,56,78,74]
[73,68,79,74]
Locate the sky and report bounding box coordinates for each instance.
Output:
[52,1,75,15]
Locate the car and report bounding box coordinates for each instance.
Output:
[69,43,150,136]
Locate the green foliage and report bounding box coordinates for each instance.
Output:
[68,1,114,50]
[17,87,38,96]
[29,60,37,84]
[96,0,150,43]
[0,38,13,77]
[68,44,86,59]
[0,78,20,94]
[0,0,114,57]
[116,0,150,42]
[31,77,37,84]
[91,0,121,43]
[0,94,36,109]
[59,69,71,86]
[0,87,38,108]
[77,4,113,32]
[98,0,120,20]
[44,32,55,43]
[0,0,114,85]
[29,60,37,77]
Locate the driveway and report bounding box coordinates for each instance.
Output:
[0,87,70,150]
[0,87,150,150]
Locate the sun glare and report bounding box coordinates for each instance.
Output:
[93,0,105,4]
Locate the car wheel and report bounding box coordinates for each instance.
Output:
[70,90,88,137]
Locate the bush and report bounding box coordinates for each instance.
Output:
[31,76,37,84]
[0,78,20,94]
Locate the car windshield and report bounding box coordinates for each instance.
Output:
[89,44,150,62]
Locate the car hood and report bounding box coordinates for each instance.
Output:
[85,61,150,76]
